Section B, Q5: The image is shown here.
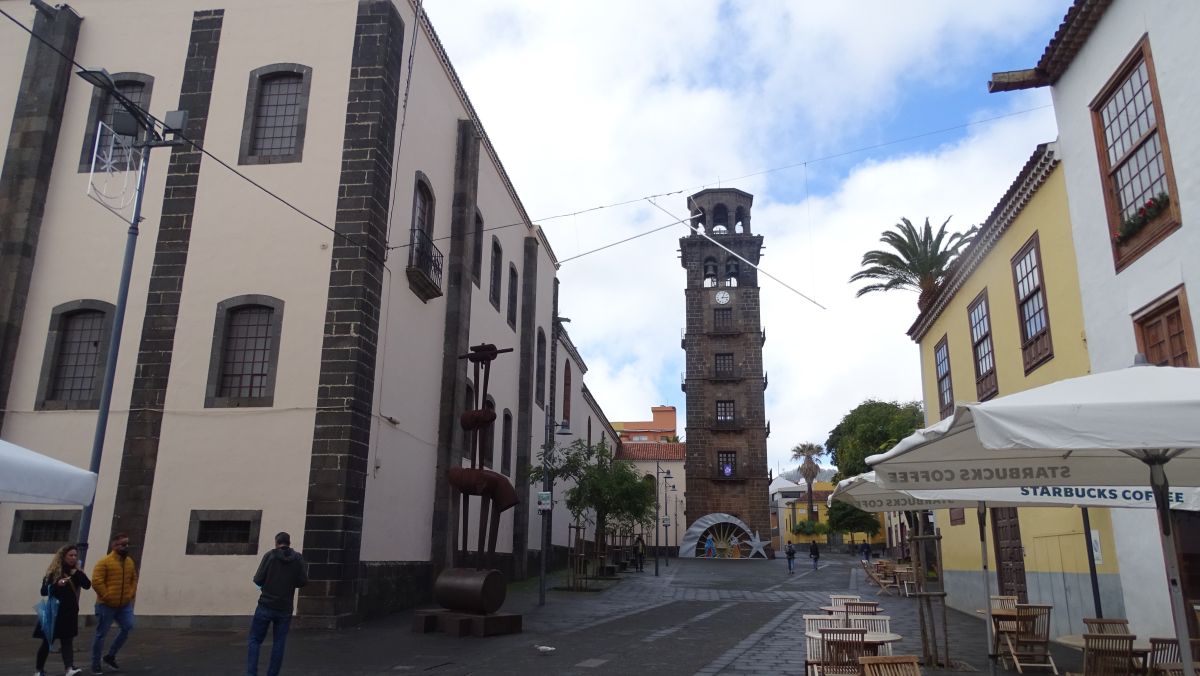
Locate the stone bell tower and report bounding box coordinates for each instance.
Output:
[679,188,771,556]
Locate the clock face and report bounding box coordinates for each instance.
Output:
[715,290,731,305]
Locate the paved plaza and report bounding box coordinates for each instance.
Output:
[1,553,1082,675]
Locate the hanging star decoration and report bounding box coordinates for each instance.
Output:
[745,531,768,559]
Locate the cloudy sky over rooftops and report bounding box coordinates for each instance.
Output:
[427,1,1066,475]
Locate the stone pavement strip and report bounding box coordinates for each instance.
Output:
[0,554,1082,675]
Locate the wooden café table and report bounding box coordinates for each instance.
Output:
[804,631,902,656]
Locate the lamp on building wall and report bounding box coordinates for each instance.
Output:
[654,462,672,576]
[74,67,186,566]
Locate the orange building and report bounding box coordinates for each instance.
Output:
[612,405,678,443]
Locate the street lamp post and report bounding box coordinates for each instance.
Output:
[663,482,675,567]
[73,68,185,567]
[538,418,571,606]
[654,461,672,576]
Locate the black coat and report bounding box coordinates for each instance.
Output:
[33,569,90,640]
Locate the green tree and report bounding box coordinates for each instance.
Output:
[790,442,824,521]
[849,216,976,312]
[530,439,655,541]
[827,501,881,543]
[825,399,923,481]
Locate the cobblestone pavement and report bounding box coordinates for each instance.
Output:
[0,553,1083,675]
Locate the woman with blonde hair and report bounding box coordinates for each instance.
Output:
[33,543,89,676]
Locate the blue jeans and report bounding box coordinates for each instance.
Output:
[92,603,134,666]
[786,557,794,572]
[247,604,292,676]
[812,556,819,569]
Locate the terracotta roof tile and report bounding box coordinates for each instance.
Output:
[617,442,686,461]
[988,0,1112,92]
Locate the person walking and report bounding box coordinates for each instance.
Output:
[784,541,796,574]
[247,532,308,676]
[91,533,137,674]
[634,535,646,572]
[859,541,871,561]
[34,544,90,676]
[809,541,820,570]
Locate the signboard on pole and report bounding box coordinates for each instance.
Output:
[537,491,551,512]
[662,516,670,527]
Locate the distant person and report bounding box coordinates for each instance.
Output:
[809,541,820,570]
[91,533,137,674]
[785,541,796,574]
[704,534,716,558]
[860,541,871,561]
[634,535,646,572]
[34,544,90,676]
[248,532,308,676]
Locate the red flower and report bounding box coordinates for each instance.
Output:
[1146,199,1156,208]
[1138,207,1147,217]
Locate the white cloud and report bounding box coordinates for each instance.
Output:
[425,1,1065,472]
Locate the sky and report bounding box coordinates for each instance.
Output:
[425,1,1069,476]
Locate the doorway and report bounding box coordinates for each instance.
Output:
[992,507,1028,602]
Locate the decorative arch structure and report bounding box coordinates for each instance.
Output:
[678,512,769,559]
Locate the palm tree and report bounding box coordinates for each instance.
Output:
[791,442,823,522]
[849,216,976,312]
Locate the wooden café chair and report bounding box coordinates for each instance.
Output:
[850,615,893,655]
[1066,633,1133,676]
[818,628,868,676]
[1083,617,1132,635]
[1004,604,1058,674]
[804,614,843,676]
[859,655,922,676]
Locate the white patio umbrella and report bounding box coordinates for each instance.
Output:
[0,439,97,505]
[866,364,1200,676]
[830,471,1200,668]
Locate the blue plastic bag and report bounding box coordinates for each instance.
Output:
[34,593,59,643]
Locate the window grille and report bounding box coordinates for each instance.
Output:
[20,519,73,544]
[1012,235,1052,372]
[714,308,733,330]
[97,81,149,170]
[715,353,734,377]
[50,311,106,402]
[968,292,997,400]
[717,451,737,478]
[715,400,735,421]
[251,74,304,157]
[217,306,274,399]
[489,239,502,308]
[507,266,518,328]
[196,520,252,544]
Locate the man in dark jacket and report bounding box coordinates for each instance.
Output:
[247,532,307,676]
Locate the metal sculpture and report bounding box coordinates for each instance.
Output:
[427,343,523,629]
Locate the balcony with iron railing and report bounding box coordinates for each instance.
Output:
[405,227,444,302]
[706,416,746,431]
[763,371,769,390]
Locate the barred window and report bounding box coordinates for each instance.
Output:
[1012,234,1053,373]
[96,81,150,171]
[206,296,284,408]
[715,400,735,421]
[186,510,261,556]
[715,353,734,376]
[197,520,252,544]
[714,308,733,330]
[50,311,105,402]
[8,510,81,554]
[535,329,547,407]
[218,306,274,398]
[472,214,484,287]
[489,238,502,310]
[507,265,519,329]
[501,410,513,475]
[935,336,953,420]
[717,451,737,478]
[239,64,312,165]
[79,73,154,173]
[562,362,572,425]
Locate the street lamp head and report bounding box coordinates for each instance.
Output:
[663,470,673,480]
[76,67,116,92]
[554,420,571,436]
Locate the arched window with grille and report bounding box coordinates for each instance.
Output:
[36,300,116,410]
[507,264,519,329]
[535,329,547,407]
[205,295,285,407]
[238,64,312,165]
[501,409,514,475]
[562,361,572,426]
[79,73,154,172]
[703,257,719,288]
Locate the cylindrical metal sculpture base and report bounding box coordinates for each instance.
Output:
[434,568,506,614]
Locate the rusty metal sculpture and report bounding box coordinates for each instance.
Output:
[421,343,523,634]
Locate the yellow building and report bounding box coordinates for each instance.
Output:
[906,143,1120,636]
[771,478,883,550]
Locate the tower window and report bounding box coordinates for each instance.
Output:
[238,64,313,165]
[713,308,733,330]
[725,257,740,287]
[715,353,734,376]
[715,400,735,422]
[717,451,737,477]
[734,206,747,234]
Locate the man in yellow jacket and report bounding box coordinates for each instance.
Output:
[90,533,137,674]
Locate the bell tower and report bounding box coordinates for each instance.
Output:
[679,188,771,556]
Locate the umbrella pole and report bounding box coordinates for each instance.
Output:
[978,502,996,673]
[1150,462,1196,676]
[1080,507,1103,618]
